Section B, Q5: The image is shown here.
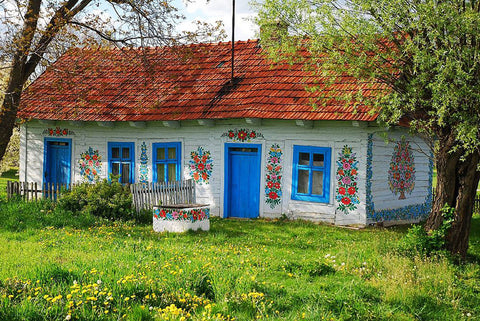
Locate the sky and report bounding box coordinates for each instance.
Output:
[175,0,259,41]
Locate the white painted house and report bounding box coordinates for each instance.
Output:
[18,40,433,226]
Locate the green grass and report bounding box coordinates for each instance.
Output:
[0,168,18,197]
[0,200,479,320]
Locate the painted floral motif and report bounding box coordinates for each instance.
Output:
[154,207,210,222]
[388,137,415,199]
[335,145,359,214]
[366,134,433,223]
[265,144,282,209]
[221,128,264,142]
[43,127,75,136]
[79,147,102,182]
[189,147,213,184]
[139,142,148,183]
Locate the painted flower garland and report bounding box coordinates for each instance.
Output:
[154,207,210,222]
[79,147,102,183]
[388,137,415,199]
[265,144,282,208]
[335,145,359,214]
[221,128,264,142]
[189,147,213,184]
[139,142,149,183]
[43,127,75,137]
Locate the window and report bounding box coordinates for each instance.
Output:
[108,142,135,184]
[153,142,181,182]
[292,145,331,203]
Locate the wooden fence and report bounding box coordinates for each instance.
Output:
[432,189,480,213]
[130,179,196,211]
[6,181,71,201]
[6,179,196,211]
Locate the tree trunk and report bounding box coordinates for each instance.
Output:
[425,133,480,259]
[0,69,26,163]
[447,152,480,257]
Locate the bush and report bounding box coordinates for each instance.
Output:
[58,179,135,221]
[398,204,454,256]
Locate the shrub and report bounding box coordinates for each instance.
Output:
[398,204,454,256]
[58,179,135,221]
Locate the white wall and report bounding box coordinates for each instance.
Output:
[368,129,433,224]
[21,119,399,225]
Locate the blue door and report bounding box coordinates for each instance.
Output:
[224,144,261,218]
[44,138,71,186]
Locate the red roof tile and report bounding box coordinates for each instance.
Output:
[18,40,383,122]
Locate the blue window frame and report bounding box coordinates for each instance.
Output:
[152,142,181,182]
[108,142,135,184]
[292,145,331,203]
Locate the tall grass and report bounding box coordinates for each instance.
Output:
[0,200,479,320]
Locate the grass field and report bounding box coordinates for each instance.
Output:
[0,199,479,320]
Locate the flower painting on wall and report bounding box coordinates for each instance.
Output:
[139,142,149,183]
[43,127,74,137]
[221,128,264,142]
[189,147,213,184]
[335,145,359,214]
[265,144,282,209]
[388,137,415,199]
[79,147,102,183]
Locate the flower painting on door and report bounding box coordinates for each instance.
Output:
[189,147,213,184]
[79,147,102,183]
[335,145,359,214]
[265,144,282,209]
[388,137,415,199]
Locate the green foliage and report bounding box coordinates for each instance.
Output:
[0,128,19,175]
[58,179,135,221]
[399,204,455,256]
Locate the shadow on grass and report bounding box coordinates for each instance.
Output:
[466,213,480,263]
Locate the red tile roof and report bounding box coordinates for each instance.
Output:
[18,40,382,122]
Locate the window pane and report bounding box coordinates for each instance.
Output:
[112,147,120,159]
[312,170,324,195]
[167,147,176,159]
[297,169,309,194]
[121,163,130,184]
[156,148,165,160]
[168,164,177,181]
[299,152,310,165]
[112,162,120,176]
[313,153,324,167]
[122,148,130,159]
[156,164,165,182]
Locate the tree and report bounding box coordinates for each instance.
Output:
[256,0,480,258]
[0,0,224,165]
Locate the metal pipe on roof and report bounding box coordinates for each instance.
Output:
[231,0,235,81]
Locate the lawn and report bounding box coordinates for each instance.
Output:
[0,200,479,320]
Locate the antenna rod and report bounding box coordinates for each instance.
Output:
[231,0,235,81]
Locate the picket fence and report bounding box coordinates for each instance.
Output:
[6,181,70,201]
[130,180,196,211]
[6,179,196,211]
